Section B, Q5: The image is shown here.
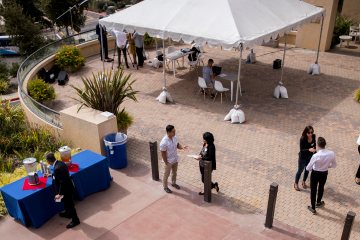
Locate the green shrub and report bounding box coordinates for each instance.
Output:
[28,76,57,103]
[144,32,155,46]
[0,56,8,76]
[55,45,85,70]
[9,62,19,78]
[116,109,134,129]
[106,6,116,15]
[0,78,10,94]
[97,1,108,11]
[117,2,125,8]
[331,14,357,48]
[354,88,360,102]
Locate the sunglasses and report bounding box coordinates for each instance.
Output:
[307,131,314,134]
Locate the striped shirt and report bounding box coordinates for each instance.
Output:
[160,135,179,164]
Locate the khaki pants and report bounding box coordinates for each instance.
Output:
[163,162,178,189]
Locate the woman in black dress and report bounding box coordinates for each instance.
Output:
[196,132,219,195]
[355,145,360,185]
[294,126,316,191]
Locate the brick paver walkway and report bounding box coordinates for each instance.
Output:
[52,41,360,240]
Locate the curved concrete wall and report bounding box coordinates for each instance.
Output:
[20,37,117,155]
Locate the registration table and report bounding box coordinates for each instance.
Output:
[0,150,111,228]
[216,72,243,101]
[166,50,194,77]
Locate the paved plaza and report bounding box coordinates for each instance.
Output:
[6,41,360,239]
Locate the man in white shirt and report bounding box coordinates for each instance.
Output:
[112,29,129,69]
[306,137,337,214]
[160,125,189,193]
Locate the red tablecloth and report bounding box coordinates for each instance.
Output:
[68,163,79,172]
[22,177,48,190]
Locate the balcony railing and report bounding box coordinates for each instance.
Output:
[17,29,98,128]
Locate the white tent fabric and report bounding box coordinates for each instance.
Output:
[100,0,325,50]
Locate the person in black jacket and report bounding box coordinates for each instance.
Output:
[196,132,219,195]
[294,126,316,191]
[96,16,113,62]
[355,145,360,185]
[44,152,80,228]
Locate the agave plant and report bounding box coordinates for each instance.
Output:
[71,67,139,116]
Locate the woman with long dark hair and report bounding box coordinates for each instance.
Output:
[355,145,360,185]
[294,126,316,191]
[196,132,219,195]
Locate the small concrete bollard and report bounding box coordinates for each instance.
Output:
[149,141,159,181]
[341,211,356,240]
[204,161,212,203]
[265,183,278,229]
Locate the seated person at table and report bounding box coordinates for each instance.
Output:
[44,152,80,229]
[202,59,216,98]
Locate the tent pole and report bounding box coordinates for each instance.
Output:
[315,16,324,64]
[280,34,288,85]
[156,37,158,53]
[163,38,166,89]
[235,43,243,109]
[100,24,105,73]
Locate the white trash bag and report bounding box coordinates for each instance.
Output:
[224,109,245,124]
[274,85,288,99]
[151,58,159,68]
[307,64,320,75]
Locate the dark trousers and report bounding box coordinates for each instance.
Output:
[356,165,360,178]
[295,157,311,184]
[199,163,215,189]
[117,47,128,67]
[136,46,144,66]
[98,37,108,60]
[62,194,79,223]
[310,170,328,210]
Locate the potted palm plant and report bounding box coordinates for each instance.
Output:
[70,67,139,133]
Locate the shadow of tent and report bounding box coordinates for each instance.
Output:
[146,56,359,136]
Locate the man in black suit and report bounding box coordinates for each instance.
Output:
[45,152,80,228]
[96,16,113,62]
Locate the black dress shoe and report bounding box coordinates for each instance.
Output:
[59,212,71,219]
[126,65,129,68]
[66,221,80,228]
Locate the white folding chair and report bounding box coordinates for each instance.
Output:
[187,53,199,76]
[213,80,229,104]
[197,77,211,100]
[156,50,170,70]
[168,46,180,68]
[198,53,205,66]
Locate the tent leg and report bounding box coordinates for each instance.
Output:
[307,15,324,76]
[315,16,324,64]
[156,38,173,104]
[224,44,245,124]
[274,34,289,99]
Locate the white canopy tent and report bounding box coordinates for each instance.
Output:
[100,0,326,123]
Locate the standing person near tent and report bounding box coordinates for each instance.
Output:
[355,144,360,185]
[202,59,216,98]
[195,132,219,195]
[96,16,113,62]
[112,29,129,69]
[132,31,145,67]
[306,137,337,214]
[160,125,189,194]
[127,32,137,65]
[294,126,316,191]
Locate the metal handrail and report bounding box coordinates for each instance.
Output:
[16,28,97,127]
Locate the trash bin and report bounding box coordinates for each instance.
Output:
[103,133,128,169]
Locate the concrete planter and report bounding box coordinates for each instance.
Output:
[64,65,82,73]
[42,100,54,109]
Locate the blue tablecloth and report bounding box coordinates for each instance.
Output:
[0,150,111,228]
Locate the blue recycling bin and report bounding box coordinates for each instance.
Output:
[103,133,128,169]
